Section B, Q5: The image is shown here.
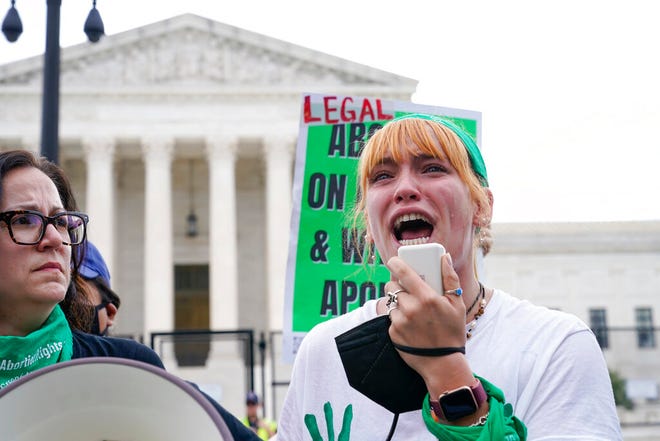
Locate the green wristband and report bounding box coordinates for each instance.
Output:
[422,375,528,441]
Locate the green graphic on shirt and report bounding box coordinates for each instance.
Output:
[304,401,353,441]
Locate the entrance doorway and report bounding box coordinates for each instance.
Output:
[174,265,210,366]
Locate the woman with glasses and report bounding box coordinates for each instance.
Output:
[0,150,259,441]
[0,151,92,357]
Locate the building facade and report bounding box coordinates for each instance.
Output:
[487,221,660,429]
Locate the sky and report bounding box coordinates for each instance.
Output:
[1,0,659,223]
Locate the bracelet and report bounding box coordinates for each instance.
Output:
[391,343,465,357]
[469,412,489,427]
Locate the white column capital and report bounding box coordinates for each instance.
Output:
[262,136,296,158]
[205,136,238,162]
[82,137,116,157]
[141,137,175,161]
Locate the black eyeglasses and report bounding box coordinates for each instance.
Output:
[0,210,88,245]
[94,301,110,313]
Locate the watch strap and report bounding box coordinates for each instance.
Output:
[429,378,487,422]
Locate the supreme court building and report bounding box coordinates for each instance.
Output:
[1,14,658,427]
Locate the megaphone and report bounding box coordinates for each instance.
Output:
[0,357,233,441]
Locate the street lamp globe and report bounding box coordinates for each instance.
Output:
[1,0,22,42]
[84,0,104,43]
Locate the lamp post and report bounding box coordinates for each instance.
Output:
[2,0,105,164]
[186,159,199,238]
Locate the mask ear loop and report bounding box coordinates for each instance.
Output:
[91,301,110,335]
[385,414,399,441]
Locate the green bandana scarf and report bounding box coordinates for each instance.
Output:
[392,113,489,187]
[0,305,73,389]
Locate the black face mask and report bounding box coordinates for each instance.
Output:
[91,303,109,336]
[335,315,427,414]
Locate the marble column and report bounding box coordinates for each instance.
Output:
[142,138,174,336]
[206,137,239,329]
[263,137,294,331]
[82,138,116,276]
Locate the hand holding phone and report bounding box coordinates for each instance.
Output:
[397,243,445,294]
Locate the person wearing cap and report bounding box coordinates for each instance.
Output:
[242,391,277,440]
[277,116,621,440]
[79,241,120,336]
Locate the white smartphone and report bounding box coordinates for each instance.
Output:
[397,243,445,294]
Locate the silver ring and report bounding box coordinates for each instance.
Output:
[387,305,398,316]
[444,288,463,296]
[386,293,398,306]
[386,288,405,306]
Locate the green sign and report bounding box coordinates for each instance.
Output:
[283,93,481,361]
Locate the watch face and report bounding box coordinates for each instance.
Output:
[440,387,478,421]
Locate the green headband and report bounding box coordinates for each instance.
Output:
[391,113,489,186]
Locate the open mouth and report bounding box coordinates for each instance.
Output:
[393,213,433,246]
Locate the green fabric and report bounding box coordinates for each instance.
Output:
[0,305,73,389]
[392,113,489,187]
[422,375,527,440]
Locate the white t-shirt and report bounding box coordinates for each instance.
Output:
[278,290,622,440]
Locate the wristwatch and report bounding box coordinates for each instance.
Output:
[429,378,487,422]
